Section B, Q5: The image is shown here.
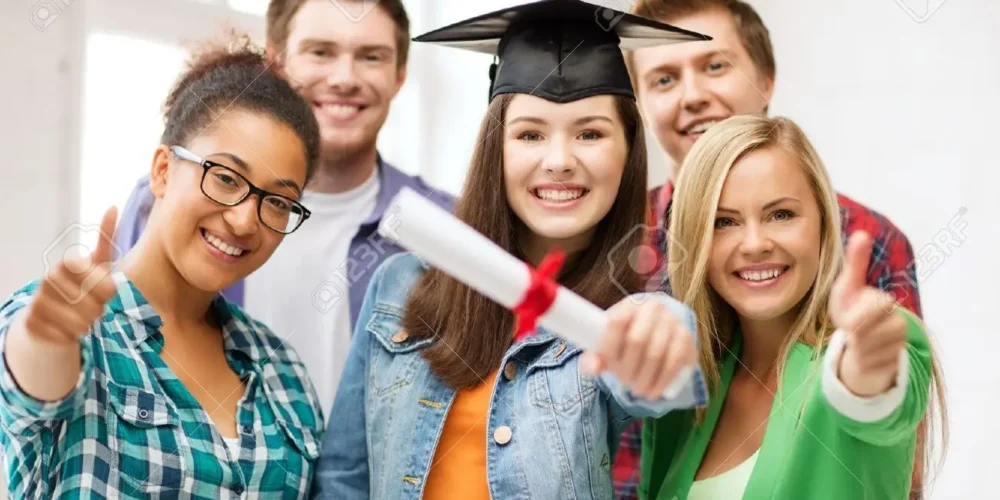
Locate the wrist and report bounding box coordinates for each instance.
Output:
[837,349,896,397]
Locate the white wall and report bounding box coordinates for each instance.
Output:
[751,0,999,498]
[1,0,996,498]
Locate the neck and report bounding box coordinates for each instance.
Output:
[519,228,594,267]
[736,313,795,380]
[306,146,378,194]
[118,235,218,329]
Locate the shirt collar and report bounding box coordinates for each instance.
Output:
[107,270,264,364]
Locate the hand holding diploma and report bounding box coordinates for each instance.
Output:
[830,231,908,397]
[378,187,699,402]
[578,299,698,401]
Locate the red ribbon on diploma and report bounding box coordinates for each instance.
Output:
[512,248,566,343]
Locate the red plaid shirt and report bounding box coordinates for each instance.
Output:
[612,182,924,500]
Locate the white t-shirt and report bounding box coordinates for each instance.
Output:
[243,168,380,420]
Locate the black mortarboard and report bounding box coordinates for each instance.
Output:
[412,0,710,103]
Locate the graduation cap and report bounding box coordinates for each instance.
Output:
[412,0,710,103]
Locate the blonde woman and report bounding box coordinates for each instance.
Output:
[639,115,947,499]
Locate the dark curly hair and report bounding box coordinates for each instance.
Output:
[160,32,321,183]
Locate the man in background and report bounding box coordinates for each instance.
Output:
[113,0,453,417]
[613,0,925,498]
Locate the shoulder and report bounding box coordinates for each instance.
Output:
[835,192,913,247]
[367,252,429,310]
[222,300,301,363]
[222,302,325,423]
[380,160,455,209]
[0,280,42,326]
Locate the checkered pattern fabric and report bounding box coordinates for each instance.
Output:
[611,183,924,500]
[0,271,324,499]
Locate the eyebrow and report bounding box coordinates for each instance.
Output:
[717,196,801,214]
[507,115,615,126]
[298,38,395,55]
[209,153,303,197]
[642,48,741,77]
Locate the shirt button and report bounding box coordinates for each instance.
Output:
[391,331,409,343]
[137,409,149,420]
[233,484,244,494]
[493,425,512,445]
[503,361,517,381]
[242,425,252,434]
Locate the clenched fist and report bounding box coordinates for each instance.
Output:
[23,207,119,345]
[829,231,908,397]
[581,297,697,401]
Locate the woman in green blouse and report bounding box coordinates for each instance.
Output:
[0,36,324,498]
[640,115,948,499]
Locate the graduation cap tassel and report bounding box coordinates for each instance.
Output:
[488,55,499,103]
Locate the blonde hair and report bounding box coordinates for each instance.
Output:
[668,114,948,488]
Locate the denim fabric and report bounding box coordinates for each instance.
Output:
[311,253,708,499]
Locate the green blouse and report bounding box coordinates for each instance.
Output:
[639,309,931,500]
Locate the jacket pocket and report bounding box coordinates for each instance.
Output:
[527,343,599,415]
[366,306,434,399]
[105,381,189,493]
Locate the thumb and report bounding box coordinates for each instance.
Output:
[832,231,872,311]
[92,206,119,264]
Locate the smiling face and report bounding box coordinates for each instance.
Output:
[150,109,309,292]
[280,0,406,160]
[631,6,773,168]
[503,94,629,259]
[707,145,821,327]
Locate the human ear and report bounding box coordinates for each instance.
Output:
[149,145,172,199]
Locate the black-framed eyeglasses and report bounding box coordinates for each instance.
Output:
[170,145,311,234]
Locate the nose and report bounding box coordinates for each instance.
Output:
[326,55,360,93]
[680,72,710,114]
[541,138,575,179]
[223,196,260,237]
[738,222,774,257]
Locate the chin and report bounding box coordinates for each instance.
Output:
[728,297,798,323]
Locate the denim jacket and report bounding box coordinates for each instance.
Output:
[311,253,708,499]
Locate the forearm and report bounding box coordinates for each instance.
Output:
[3,312,84,402]
[820,310,932,445]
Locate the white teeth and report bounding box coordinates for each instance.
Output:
[204,231,245,257]
[687,120,721,134]
[324,104,360,118]
[738,268,784,281]
[535,189,585,202]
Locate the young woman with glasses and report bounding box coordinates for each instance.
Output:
[0,35,325,498]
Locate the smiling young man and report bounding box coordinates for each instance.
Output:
[614,1,926,499]
[113,0,452,418]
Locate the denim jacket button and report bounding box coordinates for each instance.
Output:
[503,361,517,381]
[493,425,512,445]
[391,331,409,343]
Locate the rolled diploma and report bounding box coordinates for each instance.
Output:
[378,186,692,398]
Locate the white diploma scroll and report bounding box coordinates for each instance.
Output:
[378,186,693,399]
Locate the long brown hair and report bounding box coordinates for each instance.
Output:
[402,93,649,390]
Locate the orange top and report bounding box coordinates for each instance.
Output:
[422,369,499,500]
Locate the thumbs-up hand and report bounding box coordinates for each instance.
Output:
[23,207,120,345]
[829,231,908,397]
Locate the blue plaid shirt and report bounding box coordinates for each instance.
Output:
[0,271,325,499]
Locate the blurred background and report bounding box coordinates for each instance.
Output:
[1,0,996,498]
